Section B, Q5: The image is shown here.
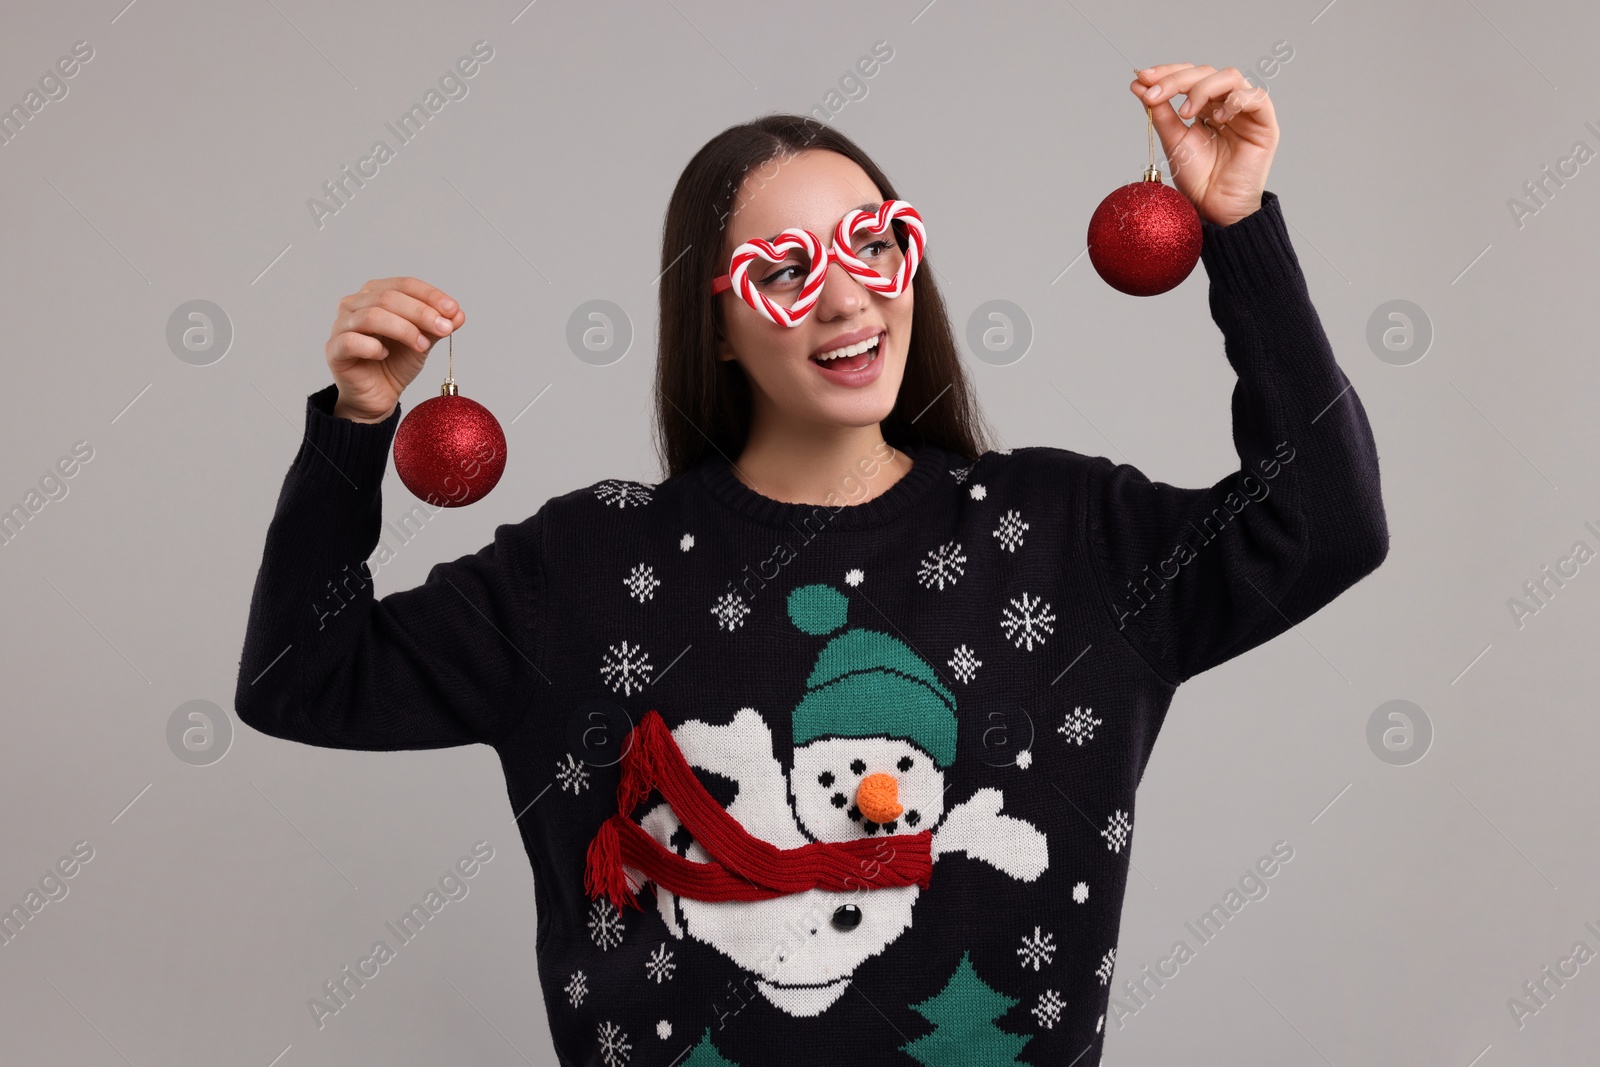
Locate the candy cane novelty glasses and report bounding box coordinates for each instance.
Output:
[710,199,926,328]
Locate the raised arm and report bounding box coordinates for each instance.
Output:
[233,384,546,749]
[235,277,547,748]
[1083,190,1388,685]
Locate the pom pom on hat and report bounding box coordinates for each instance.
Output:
[787,583,850,635]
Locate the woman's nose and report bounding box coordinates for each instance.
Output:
[814,258,867,318]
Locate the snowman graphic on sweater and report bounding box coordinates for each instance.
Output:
[632,582,1048,1017]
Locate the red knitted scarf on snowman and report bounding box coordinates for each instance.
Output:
[583,709,933,913]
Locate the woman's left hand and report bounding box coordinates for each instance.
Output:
[1130,64,1279,227]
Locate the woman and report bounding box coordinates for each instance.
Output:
[236,63,1388,1066]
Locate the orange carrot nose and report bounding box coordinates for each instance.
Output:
[856,773,903,823]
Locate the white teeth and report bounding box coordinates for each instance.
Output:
[814,332,881,362]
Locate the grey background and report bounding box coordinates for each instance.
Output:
[2,0,1596,1063]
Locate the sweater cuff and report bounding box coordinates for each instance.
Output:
[291,383,403,492]
[1197,190,1303,293]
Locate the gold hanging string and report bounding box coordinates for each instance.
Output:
[441,329,458,396]
[1134,68,1161,182]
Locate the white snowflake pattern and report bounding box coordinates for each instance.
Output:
[656,1020,672,1040]
[1000,592,1056,651]
[845,568,864,586]
[1018,926,1056,971]
[598,1020,632,1066]
[1097,1013,1105,1033]
[949,644,982,683]
[679,533,694,552]
[600,640,654,695]
[594,480,653,509]
[588,898,624,950]
[970,483,987,500]
[1101,809,1133,854]
[993,509,1029,553]
[623,563,660,602]
[1059,705,1103,746]
[1072,881,1090,904]
[555,753,590,794]
[645,944,676,984]
[917,541,967,591]
[950,464,975,484]
[565,970,588,1007]
[1095,947,1117,986]
[1033,989,1065,1030]
[1015,749,1033,770]
[997,446,1013,455]
[710,591,751,631]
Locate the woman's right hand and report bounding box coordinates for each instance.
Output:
[325,277,466,423]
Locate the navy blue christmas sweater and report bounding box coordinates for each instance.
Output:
[234,190,1389,1066]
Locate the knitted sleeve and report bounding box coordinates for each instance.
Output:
[1082,190,1390,686]
[233,383,545,750]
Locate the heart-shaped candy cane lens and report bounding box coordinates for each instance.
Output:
[833,200,925,298]
[726,228,829,328]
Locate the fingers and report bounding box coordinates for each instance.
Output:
[337,279,468,355]
[355,277,464,326]
[1129,81,1190,141]
[1134,64,1194,86]
[1180,69,1235,118]
[1178,68,1267,127]
[1131,65,1217,161]
[1135,64,1214,109]
[1132,64,1271,125]
[1129,63,1280,161]
[341,303,438,353]
[371,286,459,339]
[392,276,462,324]
[327,330,388,363]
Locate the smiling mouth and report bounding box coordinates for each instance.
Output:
[810,330,883,371]
[760,975,848,990]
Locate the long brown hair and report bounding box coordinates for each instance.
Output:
[652,113,995,480]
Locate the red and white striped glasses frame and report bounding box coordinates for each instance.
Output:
[709,200,926,328]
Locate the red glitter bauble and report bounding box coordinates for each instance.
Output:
[1087,178,1203,296]
[392,390,507,507]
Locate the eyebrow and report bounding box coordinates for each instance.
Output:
[761,201,882,245]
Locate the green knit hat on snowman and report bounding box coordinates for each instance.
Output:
[786,582,958,767]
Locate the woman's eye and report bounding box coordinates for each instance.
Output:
[860,240,892,259]
[759,264,804,287]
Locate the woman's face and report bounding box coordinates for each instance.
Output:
[715,149,914,436]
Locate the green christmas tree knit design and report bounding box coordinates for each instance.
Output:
[681,1026,740,1066]
[900,950,1033,1065]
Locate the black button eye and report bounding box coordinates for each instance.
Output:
[818,771,835,787]
[831,903,862,931]
[850,758,866,774]
[897,755,913,771]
